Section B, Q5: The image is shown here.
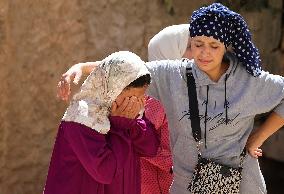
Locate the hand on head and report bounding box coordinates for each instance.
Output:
[57,64,83,101]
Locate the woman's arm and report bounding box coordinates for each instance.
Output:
[129,116,160,157]
[57,61,100,101]
[246,112,284,158]
[112,96,160,156]
[245,71,284,158]
[74,62,100,76]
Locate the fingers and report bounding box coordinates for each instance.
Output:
[124,97,137,112]
[137,97,144,110]
[110,101,118,116]
[248,148,262,158]
[111,97,130,118]
[117,97,130,113]
[57,65,83,101]
[254,148,263,157]
[122,97,137,119]
[130,97,144,117]
[62,73,71,84]
[246,131,264,159]
[57,78,71,101]
[111,97,144,119]
[73,71,82,85]
[57,71,77,101]
[142,96,146,107]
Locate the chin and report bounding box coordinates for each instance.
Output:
[197,63,210,70]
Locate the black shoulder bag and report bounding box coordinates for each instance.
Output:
[185,67,245,194]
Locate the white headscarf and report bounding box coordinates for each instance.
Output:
[148,24,190,61]
[62,51,150,134]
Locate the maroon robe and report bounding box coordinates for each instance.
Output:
[44,116,160,194]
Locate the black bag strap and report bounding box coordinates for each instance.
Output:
[186,67,201,142]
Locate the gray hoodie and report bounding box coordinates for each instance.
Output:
[146,53,284,194]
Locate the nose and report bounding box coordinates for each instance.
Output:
[200,46,210,57]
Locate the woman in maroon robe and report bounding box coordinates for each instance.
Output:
[44,51,160,194]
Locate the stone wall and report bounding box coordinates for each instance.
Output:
[0,0,283,193]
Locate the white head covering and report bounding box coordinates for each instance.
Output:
[62,51,150,134]
[148,24,190,61]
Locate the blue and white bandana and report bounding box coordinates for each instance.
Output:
[189,3,262,77]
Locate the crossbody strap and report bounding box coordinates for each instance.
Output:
[186,67,201,142]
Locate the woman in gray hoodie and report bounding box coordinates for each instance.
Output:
[57,3,284,194]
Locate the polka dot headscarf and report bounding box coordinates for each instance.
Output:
[189,3,262,77]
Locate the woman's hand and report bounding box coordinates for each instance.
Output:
[57,64,84,101]
[111,96,145,119]
[246,112,284,158]
[246,131,264,158]
[57,61,100,101]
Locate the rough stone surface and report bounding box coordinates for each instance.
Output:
[0,0,284,193]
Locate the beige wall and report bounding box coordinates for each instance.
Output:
[0,0,283,193]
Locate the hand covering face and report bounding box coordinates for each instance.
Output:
[63,51,150,134]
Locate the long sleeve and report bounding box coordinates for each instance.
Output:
[62,119,131,185]
[249,71,284,117]
[145,60,171,101]
[111,115,160,157]
[131,117,160,157]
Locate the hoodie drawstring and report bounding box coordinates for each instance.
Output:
[204,74,229,149]
[224,74,229,124]
[204,85,209,149]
